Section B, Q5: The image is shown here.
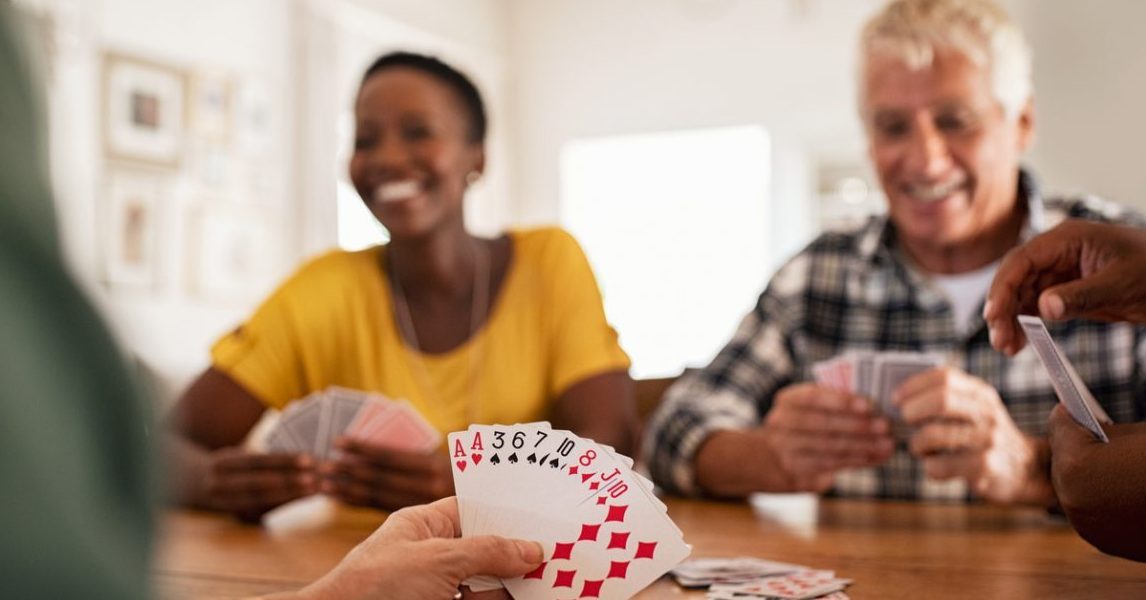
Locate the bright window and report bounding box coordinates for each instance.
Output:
[337,179,388,251]
[560,126,772,378]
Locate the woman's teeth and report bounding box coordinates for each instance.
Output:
[373,180,420,203]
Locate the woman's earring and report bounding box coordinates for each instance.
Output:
[465,171,481,186]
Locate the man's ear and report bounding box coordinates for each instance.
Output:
[1016,97,1035,153]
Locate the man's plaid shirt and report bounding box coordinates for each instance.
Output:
[643,172,1146,500]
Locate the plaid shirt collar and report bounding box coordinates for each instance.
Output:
[852,167,1045,321]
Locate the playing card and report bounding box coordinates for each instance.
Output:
[1017,315,1111,442]
[450,423,690,600]
[265,422,304,454]
[265,387,434,460]
[315,388,369,458]
[280,392,324,455]
[871,353,944,420]
[345,395,399,439]
[709,570,850,600]
[353,400,441,452]
[853,354,876,398]
[671,556,805,588]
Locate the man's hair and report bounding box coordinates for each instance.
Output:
[860,0,1032,119]
[362,51,487,144]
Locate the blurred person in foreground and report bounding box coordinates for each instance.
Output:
[643,0,1146,505]
[0,4,538,598]
[986,220,1146,562]
[170,51,634,522]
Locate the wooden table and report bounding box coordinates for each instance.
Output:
[155,495,1146,599]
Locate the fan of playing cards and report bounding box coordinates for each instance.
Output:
[813,351,945,420]
[672,557,852,600]
[265,386,441,458]
[450,422,691,600]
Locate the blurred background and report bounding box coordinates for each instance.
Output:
[11,0,1146,403]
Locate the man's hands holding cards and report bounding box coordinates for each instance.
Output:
[893,367,1052,504]
[810,352,1050,504]
[756,384,892,492]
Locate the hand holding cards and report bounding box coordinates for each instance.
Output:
[265,386,441,458]
[812,351,944,420]
[449,422,691,600]
[1017,316,1112,442]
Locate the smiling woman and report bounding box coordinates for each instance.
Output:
[169,52,636,522]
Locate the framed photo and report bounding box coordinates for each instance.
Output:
[103,169,166,289]
[190,71,233,142]
[103,52,186,167]
[186,203,283,303]
[235,79,274,156]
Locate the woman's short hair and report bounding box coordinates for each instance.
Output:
[362,51,488,143]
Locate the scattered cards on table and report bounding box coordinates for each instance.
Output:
[812,351,944,420]
[264,386,441,458]
[1018,315,1112,442]
[449,422,691,600]
[672,557,852,600]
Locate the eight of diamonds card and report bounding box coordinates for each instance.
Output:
[1017,315,1112,442]
[450,423,691,599]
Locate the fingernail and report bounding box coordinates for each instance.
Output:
[981,299,993,319]
[988,326,998,348]
[517,540,544,564]
[1043,294,1065,320]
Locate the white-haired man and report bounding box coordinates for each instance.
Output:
[644,0,1146,505]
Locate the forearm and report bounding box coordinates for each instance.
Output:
[164,433,216,509]
[694,429,781,498]
[552,370,636,455]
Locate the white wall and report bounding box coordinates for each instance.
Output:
[1016,0,1146,210]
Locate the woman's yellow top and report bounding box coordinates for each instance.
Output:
[211,227,630,433]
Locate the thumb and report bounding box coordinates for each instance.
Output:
[450,535,544,579]
[1038,271,1122,321]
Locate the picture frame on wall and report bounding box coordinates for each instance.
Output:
[185,203,282,303]
[103,52,186,167]
[102,168,166,289]
[190,70,233,142]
